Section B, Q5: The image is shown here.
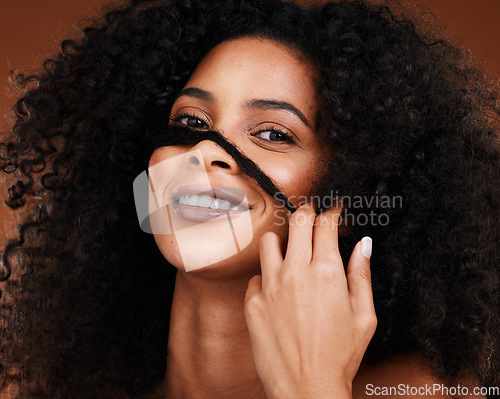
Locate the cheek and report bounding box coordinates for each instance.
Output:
[252,156,322,239]
[148,145,190,168]
[269,157,321,204]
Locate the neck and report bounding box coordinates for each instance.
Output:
[163,270,266,399]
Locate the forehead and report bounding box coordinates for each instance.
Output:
[184,37,319,111]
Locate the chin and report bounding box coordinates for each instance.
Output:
[154,232,262,279]
[154,233,185,269]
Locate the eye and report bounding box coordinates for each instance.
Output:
[170,112,209,129]
[254,128,294,144]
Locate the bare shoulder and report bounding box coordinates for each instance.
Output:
[352,352,483,399]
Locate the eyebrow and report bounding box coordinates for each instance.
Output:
[176,87,214,102]
[245,99,310,128]
[176,87,311,128]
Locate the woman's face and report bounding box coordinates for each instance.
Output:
[149,37,332,277]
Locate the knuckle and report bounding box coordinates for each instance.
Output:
[248,274,261,285]
[244,292,262,313]
[245,276,260,298]
[357,267,372,282]
[318,250,342,264]
[279,268,297,285]
[278,269,305,291]
[314,260,339,280]
[348,266,372,283]
[314,258,343,278]
[360,312,378,333]
[263,283,281,301]
[368,313,378,329]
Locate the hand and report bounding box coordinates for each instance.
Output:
[244,204,377,399]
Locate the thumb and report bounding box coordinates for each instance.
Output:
[346,237,374,315]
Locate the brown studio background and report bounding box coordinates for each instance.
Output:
[0,0,499,245]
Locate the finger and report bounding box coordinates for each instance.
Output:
[245,274,262,304]
[312,207,341,263]
[284,202,316,263]
[259,231,283,287]
[346,237,375,316]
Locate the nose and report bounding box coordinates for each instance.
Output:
[189,139,240,175]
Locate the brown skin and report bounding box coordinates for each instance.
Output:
[244,205,376,399]
[147,38,462,399]
[150,36,330,278]
[0,38,479,399]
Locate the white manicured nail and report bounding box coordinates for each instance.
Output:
[361,236,372,259]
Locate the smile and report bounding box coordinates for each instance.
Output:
[170,185,250,223]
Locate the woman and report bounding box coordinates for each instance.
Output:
[1,0,499,398]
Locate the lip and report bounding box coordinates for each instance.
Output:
[169,185,251,223]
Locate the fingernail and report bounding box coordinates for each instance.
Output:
[361,236,372,259]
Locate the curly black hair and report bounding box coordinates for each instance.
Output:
[1,0,499,397]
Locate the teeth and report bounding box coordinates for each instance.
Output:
[187,195,199,206]
[210,199,220,210]
[198,195,213,208]
[177,194,239,211]
[176,193,250,212]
